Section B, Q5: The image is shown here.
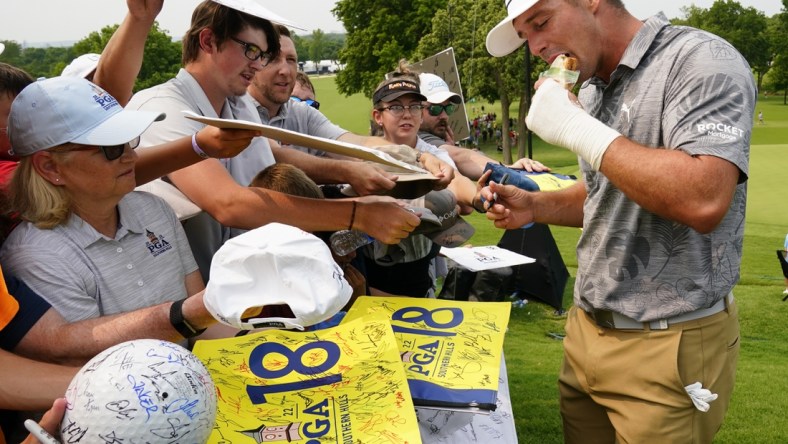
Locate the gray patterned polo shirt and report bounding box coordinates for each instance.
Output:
[574,13,756,321]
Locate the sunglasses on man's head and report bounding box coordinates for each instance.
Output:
[64,136,141,161]
[291,96,320,110]
[427,103,458,116]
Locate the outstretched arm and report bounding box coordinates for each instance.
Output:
[271,143,398,196]
[135,126,261,185]
[169,158,419,243]
[0,350,76,411]
[442,145,550,181]
[92,0,163,105]
[13,291,217,366]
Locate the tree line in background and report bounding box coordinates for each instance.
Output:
[0,22,181,92]
[291,31,345,65]
[334,0,788,160]
[1,0,786,161]
[0,25,343,92]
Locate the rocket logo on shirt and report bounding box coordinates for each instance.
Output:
[145,229,172,257]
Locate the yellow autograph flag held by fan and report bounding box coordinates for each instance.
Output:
[343,296,511,411]
[192,316,422,444]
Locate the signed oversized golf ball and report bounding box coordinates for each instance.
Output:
[62,339,217,443]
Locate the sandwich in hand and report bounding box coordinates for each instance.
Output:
[541,54,579,90]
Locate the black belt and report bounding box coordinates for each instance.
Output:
[588,293,733,330]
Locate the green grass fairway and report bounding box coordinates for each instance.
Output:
[311,75,375,135]
[317,74,788,443]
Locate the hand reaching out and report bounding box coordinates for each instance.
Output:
[418,152,454,190]
[508,157,550,172]
[194,126,262,159]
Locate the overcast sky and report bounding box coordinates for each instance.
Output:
[1,0,784,45]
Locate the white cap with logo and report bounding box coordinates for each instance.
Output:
[419,73,462,105]
[486,0,540,57]
[8,76,164,157]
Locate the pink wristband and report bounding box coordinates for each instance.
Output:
[191,133,209,159]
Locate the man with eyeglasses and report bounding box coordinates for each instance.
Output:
[247,25,453,196]
[127,1,423,282]
[418,73,549,180]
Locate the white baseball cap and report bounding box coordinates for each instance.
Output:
[62,53,100,78]
[204,223,352,331]
[211,0,303,30]
[0,43,5,56]
[8,77,164,157]
[486,0,540,57]
[419,73,461,105]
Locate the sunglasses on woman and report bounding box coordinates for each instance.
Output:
[427,103,458,116]
[64,136,141,161]
[291,96,320,110]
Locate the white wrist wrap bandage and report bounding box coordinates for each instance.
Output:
[525,80,621,170]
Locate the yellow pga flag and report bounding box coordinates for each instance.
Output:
[343,297,511,411]
[192,316,422,444]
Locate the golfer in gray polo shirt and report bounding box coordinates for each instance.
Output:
[483,0,756,442]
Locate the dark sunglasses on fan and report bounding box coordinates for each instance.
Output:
[427,103,458,116]
[291,96,320,110]
[65,135,141,161]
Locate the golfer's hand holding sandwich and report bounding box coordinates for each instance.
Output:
[526,55,622,171]
[480,55,619,229]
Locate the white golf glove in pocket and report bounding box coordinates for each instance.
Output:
[684,382,718,412]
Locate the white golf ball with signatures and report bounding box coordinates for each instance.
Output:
[62,339,217,443]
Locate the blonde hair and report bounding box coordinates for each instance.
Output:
[8,156,72,229]
[249,163,323,199]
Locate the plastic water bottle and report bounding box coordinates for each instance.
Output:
[512,299,529,308]
[510,291,528,308]
[329,230,374,256]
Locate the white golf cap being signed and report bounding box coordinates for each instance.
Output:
[486,0,540,57]
[210,0,304,30]
[204,223,352,331]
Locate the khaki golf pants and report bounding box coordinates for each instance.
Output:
[559,302,740,443]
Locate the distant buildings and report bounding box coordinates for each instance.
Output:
[298,60,343,74]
